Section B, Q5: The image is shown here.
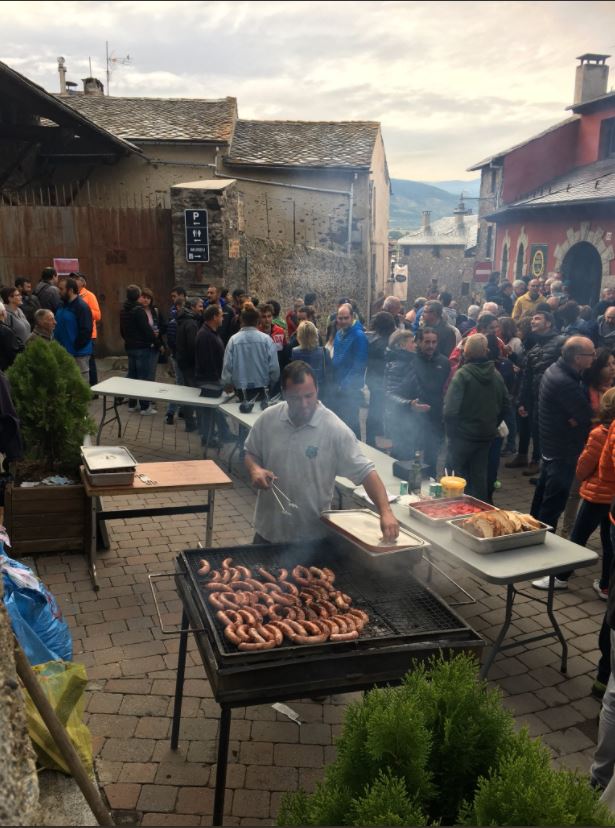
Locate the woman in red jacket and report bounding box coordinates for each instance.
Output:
[559,387,615,597]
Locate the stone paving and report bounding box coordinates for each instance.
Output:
[32,366,608,825]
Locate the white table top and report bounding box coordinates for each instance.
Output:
[92,377,235,409]
[218,402,598,584]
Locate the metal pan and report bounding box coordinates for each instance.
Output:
[449,515,551,554]
[408,495,496,526]
[320,509,429,558]
[81,445,137,472]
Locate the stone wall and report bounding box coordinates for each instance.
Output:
[0,578,39,825]
[244,237,368,322]
[398,245,477,308]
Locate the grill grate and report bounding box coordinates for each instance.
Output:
[179,539,469,660]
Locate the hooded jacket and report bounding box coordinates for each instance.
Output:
[577,424,613,504]
[175,307,201,373]
[518,329,566,409]
[195,322,224,384]
[443,359,508,442]
[365,332,389,393]
[54,295,93,357]
[120,299,156,351]
[332,321,368,391]
[33,280,61,313]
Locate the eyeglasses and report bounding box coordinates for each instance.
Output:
[579,353,596,357]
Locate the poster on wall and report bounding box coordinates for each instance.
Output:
[185,210,209,262]
[53,257,79,275]
[529,244,548,279]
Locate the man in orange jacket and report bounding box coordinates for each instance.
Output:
[76,273,102,387]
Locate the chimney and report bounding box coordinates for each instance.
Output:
[57,57,67,95]
[574,54,610,104]
[453,197,466,230]
[422,210,431,232]
[82,77,105,96]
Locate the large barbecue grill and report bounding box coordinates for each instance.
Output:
[167,539,483,825]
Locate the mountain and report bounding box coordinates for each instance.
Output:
[389,179,459,232]
[425,179,481,197]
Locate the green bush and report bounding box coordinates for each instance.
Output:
[277,654,613,827]
[7,339,94,474]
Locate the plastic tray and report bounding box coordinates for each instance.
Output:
[320,509,429,558]
[408,496,496,525]
[449,515,551,554]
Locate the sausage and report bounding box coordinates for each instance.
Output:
[308,566,327,580]
[277,568,288,581]
[320,617,340,635]
[208,592,226,609]
[204,580,231,591]
[256,567,277,584]
[322,567,335,583]
[238,608,260,624]
[224,624,242,645]
[198,559,211,575]
[248,626,269,644]
[220,569,232,584]
[330,630,359,642]
[263,623,283,646]
[221,557,233,569]
[299,591,314,605]
[235,565,252,579]
[346,609,368,628]
[217,609,242,626]
[331,615,349,633]
[291,565,312,586]
[229,580,253,591]
[218,591,242,609]
[245,578,267,592]
[209,570,222,582]
[266,590,296,607]
[229,568,242,582]
[277,580,300,596]
[238,639,276,651]
[270,619,295,640]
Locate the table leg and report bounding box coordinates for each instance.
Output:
[203,410,215,460]
[95,395,123,445]
[96,396,107,445]
[213,706,232,826]
[205,490,215,547]
[88,495,99,591]
[546,576,568,674]
[171,609,189,750]
[479,583,515,680]
[113,396,122,439]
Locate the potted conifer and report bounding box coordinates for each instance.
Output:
[4,339,94,555]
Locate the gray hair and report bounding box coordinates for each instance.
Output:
[34,308,54,325]
[513,280,525,290]
[467,304,480,319]
[388,330,414,350]
[382,296,401,313]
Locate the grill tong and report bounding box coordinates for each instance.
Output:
[270,480,299,516]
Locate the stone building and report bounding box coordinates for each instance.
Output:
[469,54,615,304]
[396,202,478,302]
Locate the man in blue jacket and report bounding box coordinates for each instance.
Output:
[331,303,368,438]
[54,276,93,383]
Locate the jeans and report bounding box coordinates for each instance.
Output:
[126,347,154,411]
[448,437,491,502]
[74,355,90,384]
[89,340,98,386]
[591,628,615,789]
[559,499,613,584]
[145,349,159,382]
[517,410,540,461]
[166,356,185,416]
[530,458,576,531]
[330,388,363,439]
[487,436,503,502]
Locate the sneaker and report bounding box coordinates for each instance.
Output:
[593,579,609,600]
[505,455,528,469]
[140,408,156,416]
[522,462,540,476]
[165,413,174,425]
[532,575,568,590]
[591,679,607,700]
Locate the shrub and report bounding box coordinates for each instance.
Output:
[7,339,94,474]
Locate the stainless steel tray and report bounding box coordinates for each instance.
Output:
[449,515,551,554]
[83,467,136,487]
[408,495,496,525]
[81,445,137,472]
[320,509,429,558]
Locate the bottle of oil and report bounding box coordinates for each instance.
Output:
[409,450,423,494]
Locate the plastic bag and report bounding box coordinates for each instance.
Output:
[24,660,93,775]
[1,551,72,665]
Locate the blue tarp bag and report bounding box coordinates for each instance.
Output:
[1,549,72,665]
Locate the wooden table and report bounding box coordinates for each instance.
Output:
[81,460,233,590]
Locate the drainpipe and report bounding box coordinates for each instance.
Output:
[346,178,354,255]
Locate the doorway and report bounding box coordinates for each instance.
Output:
[515,243,525,279]
[561,241,603,306]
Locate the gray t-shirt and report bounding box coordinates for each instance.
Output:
[244,402,375,542]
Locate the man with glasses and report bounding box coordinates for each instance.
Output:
[512,278,543,321]
[530,337,596,589]
[597,306,615,348]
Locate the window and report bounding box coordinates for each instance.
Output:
[486,225,493,257]
[501,243,509,279]
[490,169,497,193]
[599,117,615,159]
[516,243,525,279]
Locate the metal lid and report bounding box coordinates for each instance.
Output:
[80,445,137,472]
[320,509,428,555]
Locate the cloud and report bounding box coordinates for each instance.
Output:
[1,0,615,179]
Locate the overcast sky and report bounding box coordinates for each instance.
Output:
[2,0,615,180]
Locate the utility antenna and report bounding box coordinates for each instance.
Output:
[105,41,132,95]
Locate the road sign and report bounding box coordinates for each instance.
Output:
[185,210,209,262]
[473,260,492,282]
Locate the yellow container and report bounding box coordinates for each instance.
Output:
[440,476,466,497]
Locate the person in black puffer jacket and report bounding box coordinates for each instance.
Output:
[365,312,396,447]
[529,337,594,538]
[413,327,451,476]
[175,297,204,432]
[119,284,156,413]
[511,310,566,473]
[384,330,427,460]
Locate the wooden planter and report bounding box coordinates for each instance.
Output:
[4,482,88,557]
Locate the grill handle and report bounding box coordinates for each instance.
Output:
[148,573,206,635]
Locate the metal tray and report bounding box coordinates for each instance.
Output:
[449,515,551,554]
[81,445,137,472]
[408,495,496,525]
[83,467,136,486]
[320,509,429,558]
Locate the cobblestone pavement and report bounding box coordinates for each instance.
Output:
[33,367,607,825]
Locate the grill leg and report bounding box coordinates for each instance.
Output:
[479,582,515,680]
[213,706,232,826]
[171,609,189,750]
[205,490,215,547]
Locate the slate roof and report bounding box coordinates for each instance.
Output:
[467,116,579,171]
[57,95,238,143]
[398,212,478,250]
[485,158,615,220]
[227,119,380,168]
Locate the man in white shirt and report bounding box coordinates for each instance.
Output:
[244,361,399,544]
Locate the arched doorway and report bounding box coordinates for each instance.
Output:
[515,243,525,279]
[561,241,603,305]
[501,244,509,280]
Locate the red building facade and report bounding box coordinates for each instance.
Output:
[470,55,615,306]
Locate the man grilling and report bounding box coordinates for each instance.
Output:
[244,361,399,544]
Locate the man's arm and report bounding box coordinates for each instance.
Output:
[221,339,234,389]
[268,339,280,384]
[361,470,399,541]
[244,451,276,489]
